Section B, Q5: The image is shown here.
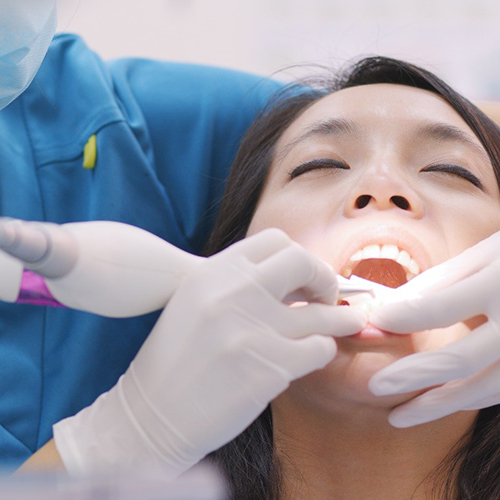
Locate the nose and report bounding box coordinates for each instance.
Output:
[344,167,425,218]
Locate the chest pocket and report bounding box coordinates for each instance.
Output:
[35,119,185,247]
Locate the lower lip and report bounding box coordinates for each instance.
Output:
[346,323,401,340]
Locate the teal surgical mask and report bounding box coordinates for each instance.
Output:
[0,0,57,111]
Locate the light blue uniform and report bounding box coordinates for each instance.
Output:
[0,33,280,467]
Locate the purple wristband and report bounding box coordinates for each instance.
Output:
[16,270,66,308]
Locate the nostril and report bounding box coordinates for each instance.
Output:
[355,195,371,209]
[391,196,410,210]
[354,194,411,210]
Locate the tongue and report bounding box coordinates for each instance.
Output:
[351,258,407,288]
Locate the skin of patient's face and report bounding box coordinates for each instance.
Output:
[245,83,500,412]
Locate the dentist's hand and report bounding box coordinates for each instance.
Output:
[368,230,500,427]
[52,228,367,478]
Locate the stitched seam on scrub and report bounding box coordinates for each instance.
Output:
[35,114,125,168]
[20,92,48,453]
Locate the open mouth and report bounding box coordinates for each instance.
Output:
[340,244,422,288]
[349,258,408,288]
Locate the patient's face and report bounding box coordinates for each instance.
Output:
[246,83,500,412]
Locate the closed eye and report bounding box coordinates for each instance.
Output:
[286,160,484,190]
[422,164,483,189]
[286,159,349,180]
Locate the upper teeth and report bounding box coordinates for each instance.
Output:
[341,244,421,282]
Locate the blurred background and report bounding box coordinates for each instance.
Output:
[57,0,500,100]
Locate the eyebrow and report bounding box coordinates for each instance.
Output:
[415,122,490,162]
[276,118,360,163]
[276,117,491,165]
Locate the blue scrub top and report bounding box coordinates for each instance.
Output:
[0,33,281,467]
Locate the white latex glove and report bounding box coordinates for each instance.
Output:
[368,229,500,428]
[53,228,367,478]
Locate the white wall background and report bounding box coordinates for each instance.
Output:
[57,0,500,100]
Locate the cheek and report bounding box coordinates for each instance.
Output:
[433,193,500,249]
[410,321,472,352]
[246,192,330,243]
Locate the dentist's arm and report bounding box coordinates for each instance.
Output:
[18,228,366,477]
[16,440,64,472]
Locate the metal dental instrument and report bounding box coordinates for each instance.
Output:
[337,275,376,298]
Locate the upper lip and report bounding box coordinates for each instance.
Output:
[333,223,433,276]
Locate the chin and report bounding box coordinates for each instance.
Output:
[283,334,440,415]
[326,346,428,408]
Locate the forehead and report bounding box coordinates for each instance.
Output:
[276,83,481,148]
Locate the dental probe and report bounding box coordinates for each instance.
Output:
[337,275,375,299]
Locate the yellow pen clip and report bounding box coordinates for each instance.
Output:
[83,134,97,170]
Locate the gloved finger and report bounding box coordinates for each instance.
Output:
[385,379,468,428]
[385,362,500,428]
[257,242,338,305]
[369,264,493,333]
[240,334,337,408]
[287,334,338,378]
[464,395,500,411]
[283,303,367,339]
[259,333,338,380]
[453,358,500,411]
[222,227,291,263]
[389,247,486,301]
[396,230,500,300]
[368,321,500,396]
[247,327,338,380]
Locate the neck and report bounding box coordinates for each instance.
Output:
[271,396,477,500]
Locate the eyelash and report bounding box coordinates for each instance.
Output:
[423,164,483,189]
[286,159,483,189]
[286,159,348,179]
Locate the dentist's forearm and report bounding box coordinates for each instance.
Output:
[15,439,65,473]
